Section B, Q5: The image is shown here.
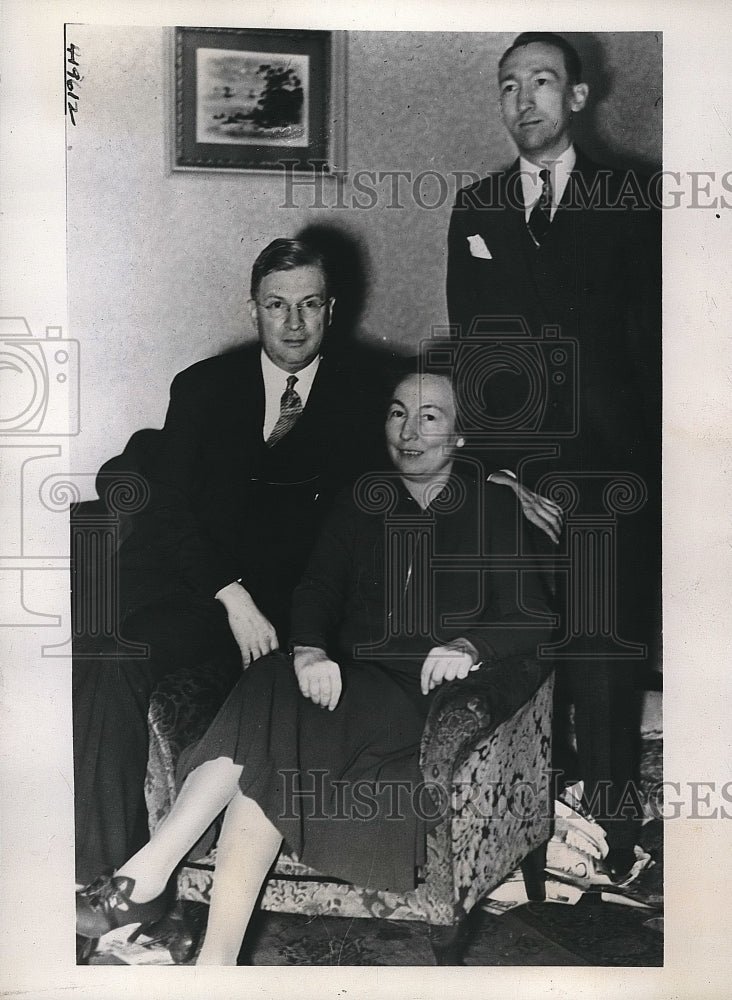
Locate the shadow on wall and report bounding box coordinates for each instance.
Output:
[564,32,662,175]
[296,223,371,344]
[295,222,415,377]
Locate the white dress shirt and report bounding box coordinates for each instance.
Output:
[519,144,576,222]
[260,349,321,440]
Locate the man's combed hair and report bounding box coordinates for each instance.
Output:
[499,32,583,85]
[250,238,329,299]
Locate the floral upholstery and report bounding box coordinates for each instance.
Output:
[146,656,554,930]
[145,657,240,836]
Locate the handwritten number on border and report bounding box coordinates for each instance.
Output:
[66,42,80,125]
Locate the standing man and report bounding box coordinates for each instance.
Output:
[73,238,386,883]
[446,33,661,876]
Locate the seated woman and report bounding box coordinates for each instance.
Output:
[76,371,554,965]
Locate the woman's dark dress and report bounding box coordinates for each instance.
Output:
[179,466,553,892]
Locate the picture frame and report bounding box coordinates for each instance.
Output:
[173,26,346,173]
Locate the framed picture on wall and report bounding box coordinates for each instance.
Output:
[173,26,346,173]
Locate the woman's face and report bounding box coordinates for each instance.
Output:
[385,374,459,479]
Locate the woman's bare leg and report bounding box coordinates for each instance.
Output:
[196,792,282,966]
[116,756,244,902]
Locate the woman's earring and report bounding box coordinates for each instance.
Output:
[456,437,465,448]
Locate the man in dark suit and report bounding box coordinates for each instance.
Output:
[446,33,661,875]
[73,239,386,883]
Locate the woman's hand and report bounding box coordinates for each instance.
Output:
[488,470,563,544]
[420,642,478,695]
[292,645,342,710]
[215,581,279,668]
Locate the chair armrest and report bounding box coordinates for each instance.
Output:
[146,658,239,835]
[419,654,552,787]
[418,657,554,923]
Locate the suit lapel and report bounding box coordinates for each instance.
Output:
[497,161,544,314]
[227,346,266,457]
[287,352,336,434]
[551,147,598,229]
[544,149,601,269]
[263,352,342,458]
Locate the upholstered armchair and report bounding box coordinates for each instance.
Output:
[71,433,556,964]
[146,654,554,965]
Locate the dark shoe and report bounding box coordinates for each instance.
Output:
[598,846,638,884]
[76,874,172,939]
[128,900,202,965]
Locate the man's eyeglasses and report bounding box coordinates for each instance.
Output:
[256,297,330,320]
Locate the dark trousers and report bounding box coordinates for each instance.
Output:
[72,595,238,884]
[551,480,660,851]
[554,661,643,850]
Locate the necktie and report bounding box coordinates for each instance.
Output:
[527,168,552,247]
[266,375,303,447]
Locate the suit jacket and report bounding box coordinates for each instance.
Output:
[446,148,661,476]
[116,344,387,627]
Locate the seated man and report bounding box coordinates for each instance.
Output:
[73,238,387,883]
[73,238,560,888]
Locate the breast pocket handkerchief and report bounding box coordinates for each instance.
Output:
[467,234,492,260]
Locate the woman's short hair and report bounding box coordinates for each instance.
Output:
[388,354,466,434]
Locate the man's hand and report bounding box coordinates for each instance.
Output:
[420,643,478,696]
[488,470,563,544]
[292,645,342,711]
[215,582,279,668]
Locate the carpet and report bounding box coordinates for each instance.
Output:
[89,741,664,967]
